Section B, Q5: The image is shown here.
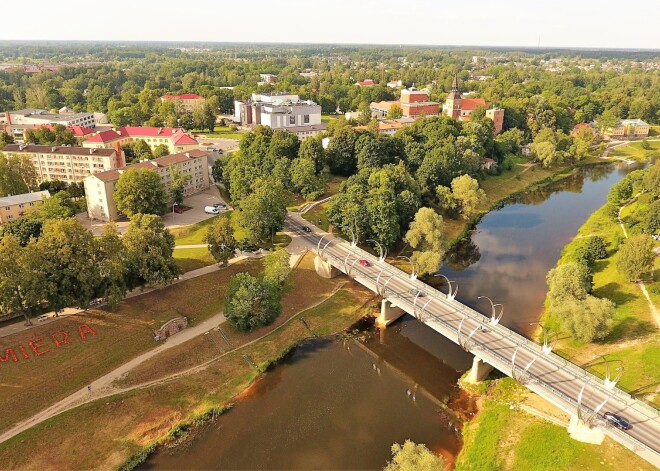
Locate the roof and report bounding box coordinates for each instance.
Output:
[619,119,649,126]
[90,150,209,183]
[284,124,327,133]
[161,94,204,100]
[34,123,95,137]
[0,190,50,207]
[460,98,487,111]
[2,144,117,157]
[84,127,198,145]
[370,100,399,111]
[356,79,375,86]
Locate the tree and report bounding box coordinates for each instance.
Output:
[547,262,592,301]
[169,165,192,206]
[114,168,167,217]
[572,236,607,269]
[27,192,76,221]
[204,216,236,266]
[25,124,76,146]
[224,272,281,331]
[36,218,100,312]
[0,235,46,325]
[451,175,486,219]
[298,136,326,174]
[94,223,128,308]
[0,153,37,196]
[132,139,153,161]
[123,213,180,288]
[552,295,615,342]
[387,103,403,119]
[607,178,634,206]
[153,143,170,158]
[269,130,300,160]
[0,131,14,148]
[263,249,291,287]
[234,177,289,245]
[0,217,42,246]
[435,185,459,217]
[193,103,216,133]
[290,158,325,200]
[643,163,660,199]
[405,207,446,275]
[616,235,655,282]
[641,199,659,235]
[385,440,446,471]
[327,127,358,176]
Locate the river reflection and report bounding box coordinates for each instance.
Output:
[142,320,473,470]
[439,163,640,336]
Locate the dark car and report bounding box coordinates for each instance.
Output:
[604,412,631,430]
[213,203,227,209]
[302,226,312,233]
[409,288,424,297]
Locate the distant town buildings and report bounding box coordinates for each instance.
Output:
[259,74,278,84]
[160,94,205,113]
[355,79,375,87]
[603,119,650,139]
[1,144,124,184]
[387,80,403,88]
[370,87,439,119]
[353,118,415,135]
[1,108,97,141]
[85,150,210,222]
[0,190,50,225]
[83,127,199,154]
[442,75,504,134]
[233,93,325,140]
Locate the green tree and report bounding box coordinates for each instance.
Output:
[204,216,236,266]
[387,103,403,119]
[0,153,37,196]
[641,199,659,235]
[616,235,655,282]
[132,139,153,161]
[95,223,128,308]
[0,235,45,325]
[263,249,292,287]
[572,236,607,269]
[224,272,281,331]
[290,158,325,200]
[607,178,634,206]
[643,163,659,199]
[435,185,459,217]
[0,131,14,148]
[27,192,76,221]
[451,175,486,219]
[114,168,167,217]
[547,262,592,301]
[552,295,615,342]
[0,217,42,246]
[153,143,170,158]
[193,102,216,133]
[385,440,446,471]
[405,207,445,275]
[123,213,180,288]
[25,124,76,146]
[268,130,300,160]
[169,165,192,206]
[327,127,358,176]
[36,218,100,312]
[234,177,289,245]
[298,136,326,174]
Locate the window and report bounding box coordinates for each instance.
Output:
[18,204,24,208]
[304,114,310,124]
[289,116,296,125]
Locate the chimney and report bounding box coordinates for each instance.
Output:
[185,152,190,158]
[158,127,163,135]
[5,111,10,125]
[51,146,57,152]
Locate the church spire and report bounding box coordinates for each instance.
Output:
[451,73,459,92]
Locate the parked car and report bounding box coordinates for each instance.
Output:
[302,226,312,233]
[205,206,220,214]
[604,412,631,430]
[174,206,184,214]
[213,202,227,209]
[358,259,370,267]
[409,288,424,297]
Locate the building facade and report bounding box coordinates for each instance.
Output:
[604,119,650,138]
[442,75,504,134]
[83,127,199,154]
[4,109,96,128]
[400,87,440,118]
[160,94,206,113]
[0,191,50,225]
[1,144,124,184]
[85,150,211,222]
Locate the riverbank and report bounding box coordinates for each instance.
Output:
[0,253,377,470]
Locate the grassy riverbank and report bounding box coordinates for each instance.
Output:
[0,253,377,470]
[456,378,654,471]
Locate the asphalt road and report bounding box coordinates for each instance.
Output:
[285,213,660,466]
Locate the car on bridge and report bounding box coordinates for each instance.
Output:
[409,288,424,297]
[302,226,312,233]
[358,259,370,267]
[604,412,631,430]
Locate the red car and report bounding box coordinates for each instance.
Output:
[174,206,184,214]
[358,259,370,267]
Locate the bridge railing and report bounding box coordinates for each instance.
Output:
[319,234,660,426]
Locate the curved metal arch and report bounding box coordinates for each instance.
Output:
[601,356,625,389]
[434,273,458,301]
[319,239,333,258]
[397,256,418,280]
[367,239,388,262]
[418,298,433,322]
[510,346,522,382]
[477,296,504,325]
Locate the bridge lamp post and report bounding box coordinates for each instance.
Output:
[397,255,418,280]
[337,224,358,247]
[529,322,559,354]
[600,355,624,389]
[477,296,504,325]
[433,273,458,301]
[367,239,388,262]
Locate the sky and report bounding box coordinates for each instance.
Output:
[1,0,659,50]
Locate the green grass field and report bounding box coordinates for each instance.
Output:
[170,214,224,245]
[173,247,216,272]
[609,141,660,161]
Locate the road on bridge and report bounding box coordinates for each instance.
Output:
[285,213,660,467]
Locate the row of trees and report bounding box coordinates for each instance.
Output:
[0,214,179,325]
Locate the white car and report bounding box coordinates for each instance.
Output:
[205,206,220,214]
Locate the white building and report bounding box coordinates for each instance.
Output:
[4,109,96,129]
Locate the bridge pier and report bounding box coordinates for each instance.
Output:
[376,299,405,328]
[464,356,494,384]
[314,255,339,279]
[568,415,605,445]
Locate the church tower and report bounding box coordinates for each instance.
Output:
[444,74,462,119]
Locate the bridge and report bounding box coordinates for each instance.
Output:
[285,213,660,467]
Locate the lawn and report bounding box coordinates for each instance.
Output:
[170,214,225,245]
[321,114,339,124]
[0,255,376,470]
[173,247,215,272]
[190,125,246,140]
[0,260,262,433]
[609,141,660,161]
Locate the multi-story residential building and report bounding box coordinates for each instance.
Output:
[259,73,278,84]
[400,87,440,118]
[83,127,199,154]
[233,93,323,139]
[1,144,124,184]
[603,119,650,138]
[443,75,504,134]
[84,150,210,222]
[0,190,50,225]
[160,94,206,113]
[3,109,96,128]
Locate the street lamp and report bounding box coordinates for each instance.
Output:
[599,355,624,389]
[367,239,387,262]
[172,202,178,219]
[433,273,458,301]
[477,296,504,325]
[529,322,559,354]
[337,224,358,247]
[397,255,418,280]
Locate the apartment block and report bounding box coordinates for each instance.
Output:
[0,190,50,225]
[83,127,199,154]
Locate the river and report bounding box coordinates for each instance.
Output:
[142,162,639,470]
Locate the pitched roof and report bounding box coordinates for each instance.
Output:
[84,127,198,145]
[356,79,375,86]
[90,150,209,183]
[0,190,50,207]
[460,98,487,111]
[370,100,399,111]
[35,123,95,137]
[2,144,117,157]
[161,94,204,100]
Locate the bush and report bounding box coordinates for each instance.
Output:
[224,272,281,331]
[572,236,607,268]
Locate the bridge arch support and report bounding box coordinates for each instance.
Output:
[377,299,405,328]
[464,356,494,384]
[314,255,339,279]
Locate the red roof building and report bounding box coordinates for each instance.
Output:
[83,127,199,153]
[443,74,504,135]
[35,123,95,137]
[356,79,375,87]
